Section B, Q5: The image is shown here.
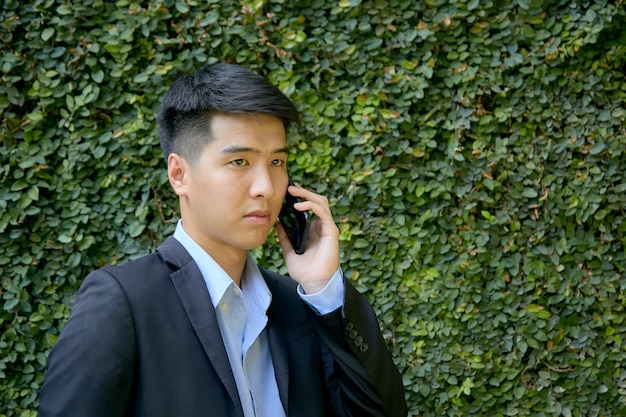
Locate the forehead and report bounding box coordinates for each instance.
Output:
[209,113,287,151]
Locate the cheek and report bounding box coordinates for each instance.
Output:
[276,172,289,191]
[272,191,286,216]
[276,177,289,198]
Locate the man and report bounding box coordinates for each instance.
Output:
[39,62,407,417]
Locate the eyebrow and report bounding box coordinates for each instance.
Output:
[221,145,289,155]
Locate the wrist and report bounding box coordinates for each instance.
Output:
[300,280,331,295]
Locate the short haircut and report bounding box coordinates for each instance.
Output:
[157,63,300,165]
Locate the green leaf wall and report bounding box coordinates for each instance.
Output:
[2,0,625,415]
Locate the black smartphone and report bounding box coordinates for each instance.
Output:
[279,179,311,254]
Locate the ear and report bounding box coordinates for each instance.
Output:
[167,153,189,197]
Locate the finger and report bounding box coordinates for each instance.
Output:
[287,185,327,205]
[287,186,332,220]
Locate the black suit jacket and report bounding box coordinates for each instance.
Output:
[39,237,407,416]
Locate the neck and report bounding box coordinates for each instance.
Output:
[202,245,248,287]
[180,223,248,286]
[178,209,248,286]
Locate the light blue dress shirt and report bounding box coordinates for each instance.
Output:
[173,221,344,417]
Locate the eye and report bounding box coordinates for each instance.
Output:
[271,159,286,167]
[230,159,248,167]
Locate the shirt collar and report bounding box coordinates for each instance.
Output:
[241,256,272,314]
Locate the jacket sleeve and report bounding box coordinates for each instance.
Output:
[38,269,136,417]
[305,278,408,417]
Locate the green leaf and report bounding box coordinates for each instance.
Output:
[92,70,105,83]
[26,186,39,201]
[128,221,146,238]
[41,28,55,41]
[589,142,606,155]
[4,297,19,310]
[175,1,189,13]
[27,112,44,122]
[58,234,72,243]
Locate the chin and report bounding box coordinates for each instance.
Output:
[241,235,270,251]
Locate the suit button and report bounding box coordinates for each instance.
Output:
[349,329,358,339]
[354,336,363,347]
[360,343,369,353]
[345,322,354,332]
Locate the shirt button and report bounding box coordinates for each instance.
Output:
[232,287,240,295]
[220,303,228,312]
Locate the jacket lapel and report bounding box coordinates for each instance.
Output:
[158,237,244,417]
[267,319,290,412]
[261,268,291,414]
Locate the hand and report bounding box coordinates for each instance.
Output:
[276,184,340,294]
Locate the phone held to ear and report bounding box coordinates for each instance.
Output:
[279,179,311,254]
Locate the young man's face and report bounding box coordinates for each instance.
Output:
[169,113,289,260]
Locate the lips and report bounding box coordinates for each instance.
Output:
[244,210,273,226]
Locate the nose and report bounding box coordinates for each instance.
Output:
[249,167,276,199]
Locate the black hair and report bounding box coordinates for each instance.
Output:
[157,62,300,165]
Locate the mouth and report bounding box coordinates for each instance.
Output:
[243,210,273,226]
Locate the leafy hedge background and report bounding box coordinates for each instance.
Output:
[2,0,626,415]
